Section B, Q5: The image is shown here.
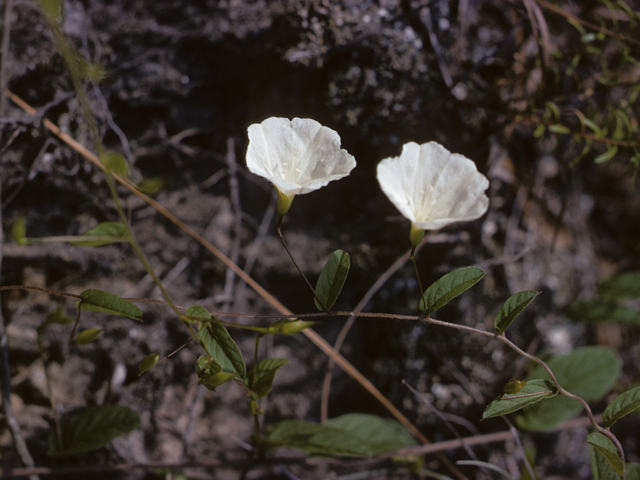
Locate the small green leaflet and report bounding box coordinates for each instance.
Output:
[603,385,640,427]
[588,431,624,478]
[70,222,128,247]
[314,250,350,311]
[45,307,76,326]
[138,353,160,376]
[245,358,289,399]
[72,328,104,345]
[48,405,140,456]
[199,323,246,379]
[264,413,416,457]
[482,380,557,419]
[420,266,484,315]
[77,289,143,321]
[494,290,539,334]
[11,215,27,245]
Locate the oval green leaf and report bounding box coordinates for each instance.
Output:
[563,299,640,325]
[48,405,140,456]
[72,328,104,345]
[314,250,350,311]
[548,124,570,134]
[103,152,129,177]
[588,431,625,477]
[483,379,557,419]
[264,414,416,457]
[138,353,160,376]
[78,289,143,321]
[603,385,640,427]
[494,290,539,334]
[185,304,211,323]
[420,266,484,315]
[245,358,289,399]
[71,222,128,247]
[199,323,246,379]
[598,271,640,299]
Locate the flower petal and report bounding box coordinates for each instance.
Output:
[246,117,356,196]
[377,141,489,230]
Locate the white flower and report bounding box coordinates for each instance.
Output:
[246,117,356,215]
[377,141,489,245]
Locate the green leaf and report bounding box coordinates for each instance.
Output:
[598,271,640,299]
[594,145,618,164]
[77,289,143,321]
[533,124,546,138]
[72,328,104,345]
[603,385,640,427]
[482,380,557,419]
[70,222,128,247]
[627,463,640,480]
[420,267,484,315]
[563,299,640,325]
[138,353,160,376]
[264,414,416,457]
[102,152,129,177]
[264,420,371,457]
[45,307,76,326]
[325,414,417,454]
[37,0,65,24]
[11,215,27,245]
[245,358,289,399]
[588,431,624,478]
[136,177,168,196]
[494,290,539,334]
[185,305,211,322]
[196,355,238,391]
[48,405,140,456]
[199,323,245,379]
[516,347,622,431]
[314,250,350,311]
[548,124,570,134]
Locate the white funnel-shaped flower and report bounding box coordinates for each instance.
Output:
[246,117,356,215]
[377,141,489,243]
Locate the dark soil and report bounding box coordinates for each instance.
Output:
[1,1,640,479]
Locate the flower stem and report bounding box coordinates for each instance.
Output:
[410,244,425,308]
[276,219,327,310]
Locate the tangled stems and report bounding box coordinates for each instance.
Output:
[2,283,625,465]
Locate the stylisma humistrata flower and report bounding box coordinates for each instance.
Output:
[246,117,356,215]
[377,141,489,245]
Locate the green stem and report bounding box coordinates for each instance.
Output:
[276,221,327,311]
[410,244,425,305]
